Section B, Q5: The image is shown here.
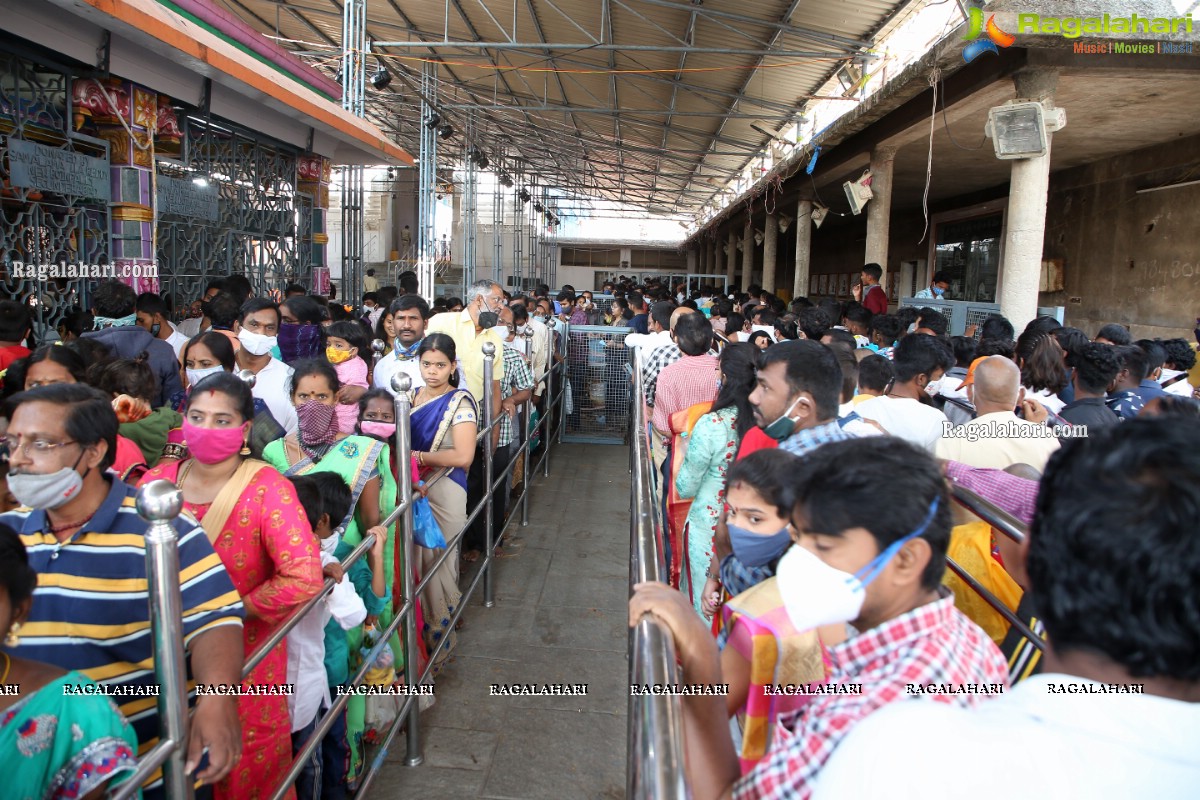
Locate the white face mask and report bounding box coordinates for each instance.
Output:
[775,497,940,632]
[320,530,340,556]
[186,365,225,388]
[238,328,277,356]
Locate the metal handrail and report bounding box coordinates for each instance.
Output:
[627,348,690,800]
[126,329,576,800]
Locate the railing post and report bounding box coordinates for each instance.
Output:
[481,341,497,608]
[136,480,193,800]
[521,395,532,527]
[543,324,554,478]
[372,337,386,373]
[390,373,423,766]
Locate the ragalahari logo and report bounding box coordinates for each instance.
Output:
[962,7,1016,62]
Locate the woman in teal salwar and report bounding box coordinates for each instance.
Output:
[260,359,399,789]
[0,522,139,799]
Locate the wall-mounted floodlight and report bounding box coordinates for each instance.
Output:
[984,100,1066,160]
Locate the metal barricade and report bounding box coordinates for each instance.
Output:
[563,324,633,444]
[627,348,690,800]
[124,334,577,800]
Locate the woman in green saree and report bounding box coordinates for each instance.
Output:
[0,522,139,799]
[260,359,399,789]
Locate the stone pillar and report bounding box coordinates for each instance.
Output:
[709,240,718,281]
[864,144,897,287]
[714,231,725,281]
[687,248,698,271]
[999,68,1060,332]
[762,213,778,293]
[698,241,707,275]
[793,198,813,300]
[726,229,737,289]
[741,216,754,292]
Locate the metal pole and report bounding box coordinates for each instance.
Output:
[390,373,423,766]
[482,341,496,608]
[520,394,531,527]
[543,326,554,478]
[372,338,386,372]
[137,481,193,800]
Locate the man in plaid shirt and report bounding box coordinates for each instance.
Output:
[630,437,1008,800]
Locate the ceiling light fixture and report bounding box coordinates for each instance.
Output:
[437,124,455,140]
[425,113,441,129]
[370,66,392,90]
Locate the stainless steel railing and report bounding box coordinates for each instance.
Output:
[119,320,573,800]
[627,347,690,800]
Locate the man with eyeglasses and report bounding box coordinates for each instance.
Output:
[0,383,245,799]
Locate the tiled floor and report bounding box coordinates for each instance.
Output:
[368,444,630,799]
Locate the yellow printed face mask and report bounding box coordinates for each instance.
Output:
[326,346,354,364]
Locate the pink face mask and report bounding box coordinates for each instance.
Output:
[360,420,396,440]
[182,419,248,464]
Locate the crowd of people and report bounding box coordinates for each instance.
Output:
[0,273,561,799]
[622,270,1200,798]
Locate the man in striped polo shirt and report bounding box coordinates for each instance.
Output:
[1,384,245,799]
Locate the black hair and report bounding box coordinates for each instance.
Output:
[222,275,253,305]
[509,302,529,325]
[817,299,842,326]
[930,271,951,284]
[628,291,646,311]
[979,314,1015,342]
[92,278,137,318]
[1023,315,1063,336]
[976,337,1015,360]
[357,388,395,421]
[774,314,800,341]
[92,356,157,404]
[725,448,799,518]
[398,271,420,295]
[1016,330,1067,393]
[748,332,773,350]
[843,304,872,331]
[292,471,353,535]
[284,283,307,297]
[892,333,955,384]
[714,299,732,318]
[206,292,241,330]
[894,306,920,333]
[283,295,328,326]
[798,307,832,341]
[9,383,118,471]
[674,313,713,357]
[135,292,168,319]
[1068,342,1122,395]
[792,436,951,591]
[1052,327,1089,361]
[1113,344,1149,383]
[1095,322,1132,346]
[916,307,948,337]
[869,314,903,345]
[184,332,236,372]
[327,302,351,323]
[0,299,31,342]
[59,308,95,340]
[186,371,255,423]
[826,339,858,403]
[725,312,746,337]
[239,298,281,327]
[362,292,379,306]
[861,263,883,282]
[24,344,88,388]
[445,296,464,309]
[1159,337,1197,371]
[1030,418,1200,679]
[1145,395,1200,419]
[326,321,369,356]
[649,301,674,331]
[418,333,460,388]
[712,342,759,442]
[66,339,114,371]
[289,358,341,398]
[823,329,856,349]
[789,297,813,312]
[759,340,841,421]
[0,521,36,607]
[950,335,978,368]
[857,354,895,393]
[753,308,777,326]
[1134,339,1167,374]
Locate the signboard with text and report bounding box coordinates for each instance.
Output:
[156,174,219,221]
[8,139,111,201]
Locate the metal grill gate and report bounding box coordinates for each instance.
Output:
[563,324,632,444]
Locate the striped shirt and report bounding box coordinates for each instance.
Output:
[5,478,244,796]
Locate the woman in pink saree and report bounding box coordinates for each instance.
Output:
[141,372,322,800]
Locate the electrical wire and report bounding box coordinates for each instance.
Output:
[918,69,938,245]
[939,79,985,151]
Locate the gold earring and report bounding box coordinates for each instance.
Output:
[5,622,20,647]
[239,441,251,456]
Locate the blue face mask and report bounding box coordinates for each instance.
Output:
[729,523,792,568]
[932,286,945,298]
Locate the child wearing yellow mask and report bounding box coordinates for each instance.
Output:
[326,320,371,433]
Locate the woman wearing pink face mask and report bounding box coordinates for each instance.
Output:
[139,371,322,800]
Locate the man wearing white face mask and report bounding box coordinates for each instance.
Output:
[233,298,298,434]
[629,437,1008,800]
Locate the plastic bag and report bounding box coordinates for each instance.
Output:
[564,379,574,415]
[528,408,541,450]
[412,496,447,549]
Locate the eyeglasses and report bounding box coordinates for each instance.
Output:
[2,436,81,459]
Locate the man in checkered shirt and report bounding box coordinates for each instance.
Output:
[630,437,1008,800]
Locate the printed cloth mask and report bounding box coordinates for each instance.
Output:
[8,451,87,510]
[762,395,806,441]
[297,400,339,446]
[279,323,322,363]
[775,497,940,632]
[326,347,354,365]
[183,420,247,464]
[395,338,423,360]
[932,286,945,297]
[360,420,396,440]
[320,530,341,556]
[186,365,225,388]
[729,523,792,568]
[237,329,277,357]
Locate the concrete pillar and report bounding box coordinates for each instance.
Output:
[709,240,718,281]
[741,217,754,292]
[726,229,737,288]
[999,68,1060,332]
[793,198,813,300]
[762,213,779,293]
[714,231,725,281]
[687,248,698,271]
[698,242,707,275]
[864,144,897,287]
